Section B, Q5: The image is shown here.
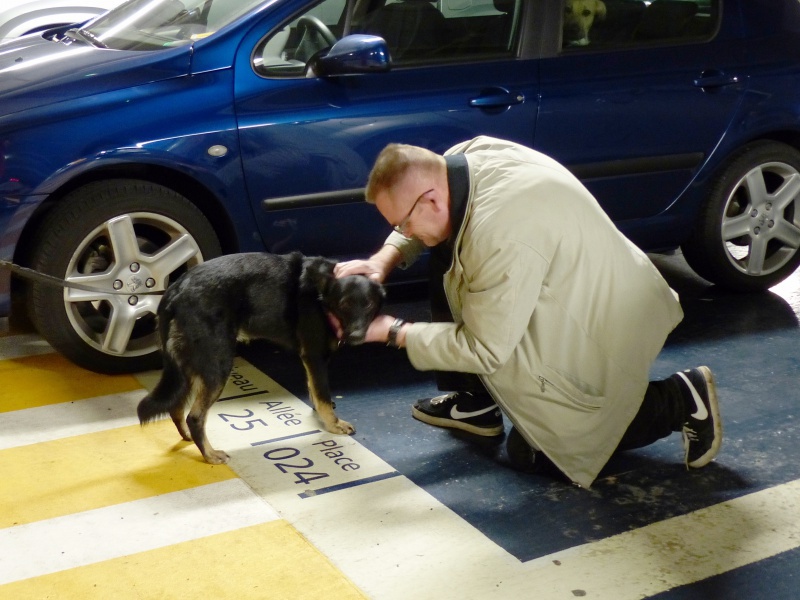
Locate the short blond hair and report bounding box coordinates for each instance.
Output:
[365,143,442,204]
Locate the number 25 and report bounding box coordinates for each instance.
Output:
[218,409,268,431]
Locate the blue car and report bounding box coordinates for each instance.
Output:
[2,0,800,373]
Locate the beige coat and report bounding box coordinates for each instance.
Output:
[388,137,684,488]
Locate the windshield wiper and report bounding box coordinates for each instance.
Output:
[64,28,108,49]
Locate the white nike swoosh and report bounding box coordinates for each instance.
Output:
[450,404,498,420]
[677,371,709,420]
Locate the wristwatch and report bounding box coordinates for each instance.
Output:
[386,318,406,348]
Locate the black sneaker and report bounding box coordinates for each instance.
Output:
[674,366,722,468]
[412,391,503,436]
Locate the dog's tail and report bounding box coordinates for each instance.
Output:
[137,310,189,425]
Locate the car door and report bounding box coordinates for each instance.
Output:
[535,0,746,249]
[233,0,538,273]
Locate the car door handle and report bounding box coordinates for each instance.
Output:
[469,88,525,108]
[693,70,741,90]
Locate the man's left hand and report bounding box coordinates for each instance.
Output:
[326,311,343,340]
[366,314,397,344]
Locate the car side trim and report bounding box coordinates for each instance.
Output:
[260,152,705,211]
[262,188,366,211]
[567,152,705,180]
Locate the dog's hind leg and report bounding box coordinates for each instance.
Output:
[170,404,192,442]
[140,320,194,441]
[138,337,192,440]
[185,376,230,464]
[301,354,354,435]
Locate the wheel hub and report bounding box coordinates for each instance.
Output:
[749,204,775,237]
[113,262,158,297]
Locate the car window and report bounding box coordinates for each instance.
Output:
[357,0,521,62]
[561,0,719,50]
[254,0,521,78]
[254,0,348,77]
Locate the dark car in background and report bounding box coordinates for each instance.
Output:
[2,0,800,373]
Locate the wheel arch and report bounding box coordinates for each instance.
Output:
[681,136,800,290]
[696,130,800,191]
[14,163,242,268]
[675,131,800,230]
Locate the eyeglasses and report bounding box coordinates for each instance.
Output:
[393,188,432,236]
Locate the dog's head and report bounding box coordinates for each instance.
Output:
[563,0,606,46]
[301,257,385,345]
[323,275,385,345]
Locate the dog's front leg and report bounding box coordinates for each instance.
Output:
[301,354,354,435]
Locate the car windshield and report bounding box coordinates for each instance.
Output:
[71,0,266,51]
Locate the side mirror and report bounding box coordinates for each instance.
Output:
[309,34,391,76]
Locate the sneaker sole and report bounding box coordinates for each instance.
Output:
[411,406,504,437]
[685,366,723,468]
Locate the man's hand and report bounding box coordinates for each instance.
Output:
[326,311,343,340]
[334,244,404,281]
[365,314,399,344]
[334,259,387,282]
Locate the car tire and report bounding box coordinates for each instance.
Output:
[28,180,222,374]
[682,141,800,291]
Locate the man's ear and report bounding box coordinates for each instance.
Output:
[430,184,451,214]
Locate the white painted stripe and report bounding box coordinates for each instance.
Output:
[514,478,800,599]
[0,334,52,360]
[273,473,800,600]
[261,472,521,599]
[0,390,145,450]
[0,479,279,585]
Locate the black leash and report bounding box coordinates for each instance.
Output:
[0,259,162,295]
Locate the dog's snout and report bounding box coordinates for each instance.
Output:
[344,327,368,345]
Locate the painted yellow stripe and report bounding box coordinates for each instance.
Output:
[0,420,236,528]
[0,520,366,600]
[0,352,142,413]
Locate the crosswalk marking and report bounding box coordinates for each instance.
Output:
[0,341,366,599]
[0,419,237,529]
[0,479,279,585]
[1,520,366,599]
[0,390,143,450]
[517,478,800,598]
[0,352,141,412]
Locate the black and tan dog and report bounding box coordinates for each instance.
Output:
[137,252,385,464]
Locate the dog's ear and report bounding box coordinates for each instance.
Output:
[595,0,607,19]
[300,257,336,298]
